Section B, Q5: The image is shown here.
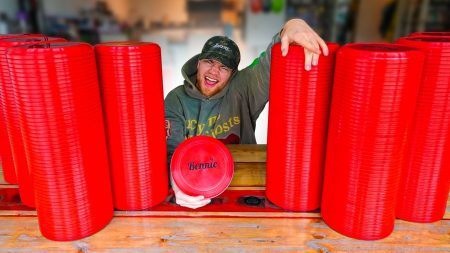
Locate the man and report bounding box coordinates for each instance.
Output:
[165,19,328,209]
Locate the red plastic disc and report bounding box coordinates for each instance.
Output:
[171,136,234,198]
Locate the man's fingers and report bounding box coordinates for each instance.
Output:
[316,35,329,56]
[177,193,205,203]
[176,198,211,209]
[282,18,327,57]
[189,199,211,209]
[312,53,320,66]
[304,49,314,71]
[297,33,321,55]
[309,35,322,54]
[172,177,211,209]
[280,34,290,56]
[302,41,320,55]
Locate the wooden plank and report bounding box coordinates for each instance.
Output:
[0,164,17,186]
[0,209,321,218]
[226,144,266,163]
[1,208,448,220]
[0,184,17,188]
[0,216,448,252]
[2,205,448,219]
[447,195,450,219]
[0,165,5,184]
[230,162,266,187]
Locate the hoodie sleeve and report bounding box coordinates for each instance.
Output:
[164,89,186,166]
[233,33,281,121]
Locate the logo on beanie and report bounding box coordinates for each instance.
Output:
[212,43,231,52]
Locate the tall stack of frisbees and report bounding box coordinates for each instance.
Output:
[0,35,169,241]
[0,32,448,241]
[95,42,168,211]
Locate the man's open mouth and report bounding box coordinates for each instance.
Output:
[204,76,218,87]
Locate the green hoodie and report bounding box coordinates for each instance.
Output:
[165,33,281,161]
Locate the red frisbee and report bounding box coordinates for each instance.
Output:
[170,136,234,198]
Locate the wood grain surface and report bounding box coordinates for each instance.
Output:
[0,216,448,252]
[226,144,266,163]
[230,163,266,187]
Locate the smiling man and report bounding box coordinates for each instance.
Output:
[165,19,328,209]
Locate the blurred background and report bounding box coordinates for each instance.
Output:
[0,0,448,143]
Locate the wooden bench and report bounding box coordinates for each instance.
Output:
[229,144,266,187]
[0,144,448,252]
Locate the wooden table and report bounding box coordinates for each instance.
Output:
[0,144,449,252]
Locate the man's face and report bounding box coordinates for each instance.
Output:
[196,59,233,97]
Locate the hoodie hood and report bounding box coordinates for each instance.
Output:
[181,54,233,100]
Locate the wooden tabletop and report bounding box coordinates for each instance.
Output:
[0,216,448,252]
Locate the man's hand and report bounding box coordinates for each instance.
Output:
[171,177,211,209]
[280,19,329,71]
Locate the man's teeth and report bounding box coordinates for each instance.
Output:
[205,77,218,82]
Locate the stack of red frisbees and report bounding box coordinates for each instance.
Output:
[0,34,43,184]
[0,36,66,208]
[266,42,339,212]
[396,37,450,223]
[95,42,168,210]
[171,136,234,198]
[7,42,113,241]
[321,43,425,240]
